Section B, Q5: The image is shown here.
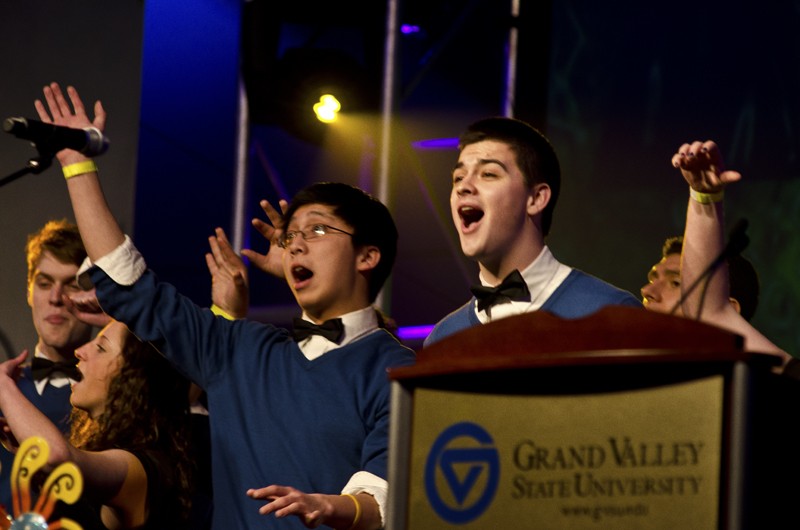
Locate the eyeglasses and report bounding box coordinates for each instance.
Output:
[278,223,354,248]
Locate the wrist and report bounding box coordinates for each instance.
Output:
[689,188,724,204]
[210,304,237,320]
[62,160,98,179]
[58,152,92,166]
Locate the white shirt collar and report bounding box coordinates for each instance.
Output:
[474,246,572,323]
[296,306,380,360]
[32,348,77,394]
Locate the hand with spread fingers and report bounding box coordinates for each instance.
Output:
[247,484,376,530]
[241,198,288,279]
[34,82,106,166]
[206,227,249,319]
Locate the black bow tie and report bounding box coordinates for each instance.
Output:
[470,269,531,312]
[31,357,81,382]
[291,318,345,343]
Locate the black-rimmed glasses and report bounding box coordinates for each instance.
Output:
[278,223,354,248]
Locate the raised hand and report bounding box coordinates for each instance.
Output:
[34,83,106,165]
[0,351,27,382]
[241,198,289,279]
[671,140,742,193]
[206,227,249,319]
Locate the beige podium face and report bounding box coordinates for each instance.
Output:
[407,375,723,529]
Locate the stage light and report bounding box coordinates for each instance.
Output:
[313,94,341,123]
[244,45,380,143]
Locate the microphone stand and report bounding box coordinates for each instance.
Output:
[0,145,54,188]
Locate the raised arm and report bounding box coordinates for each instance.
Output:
[671,140,738,319]
[672,140,790,364]
[34,83,124,261]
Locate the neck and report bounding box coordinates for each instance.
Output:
[305,306,366,325]
[479,245,545,285]
[36,340,77,364]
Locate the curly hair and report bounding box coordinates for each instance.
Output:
[69,327,193,520]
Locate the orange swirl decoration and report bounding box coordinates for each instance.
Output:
[0,436,82,530]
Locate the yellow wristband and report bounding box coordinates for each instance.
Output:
[210,304,236,320]
[689,188,724,204]
[62,160,98,179]
[341,493,362,530]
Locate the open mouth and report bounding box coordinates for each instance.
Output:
[292,265,313,282]
[459,205,484,228]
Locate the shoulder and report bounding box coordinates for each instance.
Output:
[347,330,416,366]
[102,449,148,526]
[424,302,476,347]
[544,270,641,317]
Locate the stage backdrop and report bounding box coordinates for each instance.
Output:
[1,1,798,358]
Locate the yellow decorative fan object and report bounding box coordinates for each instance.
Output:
[0,436,83,530]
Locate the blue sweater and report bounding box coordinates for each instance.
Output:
[424,268,642,347]
[91,268,416,530]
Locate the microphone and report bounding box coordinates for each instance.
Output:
[669,218,750,317]
[2,116,109,157]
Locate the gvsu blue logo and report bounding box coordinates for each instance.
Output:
[425,422,500,524]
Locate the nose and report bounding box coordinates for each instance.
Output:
[287,234,307,255]
[454,174,476,196]
[74,344,88,361]
[640,282,660,305]
[49,283,65,306]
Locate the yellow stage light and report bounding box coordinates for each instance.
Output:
[313,94,342,123]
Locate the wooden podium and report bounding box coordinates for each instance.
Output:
[386,307,799,530]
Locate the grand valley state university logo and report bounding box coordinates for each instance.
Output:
[425,422,500,524]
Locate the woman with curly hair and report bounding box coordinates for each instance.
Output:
[0,320,193,529]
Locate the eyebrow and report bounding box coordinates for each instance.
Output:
[648,267,681,281]
[453,158,509,173]
[287,211,339,229]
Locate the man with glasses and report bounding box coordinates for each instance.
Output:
[37,82,415,530]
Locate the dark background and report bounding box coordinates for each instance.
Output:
[2,0,798,356]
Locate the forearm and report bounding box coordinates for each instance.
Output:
[336,492,381,530]
[0,376,72,465]
[63,157,126,262]
[681,197,730,317]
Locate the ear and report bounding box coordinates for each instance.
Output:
[356,245,381,273]
[728,297,742,314]
[526,182,551,217]
[26,283,33,308]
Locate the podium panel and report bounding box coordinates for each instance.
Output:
[387,307,797,530]
[407,376,723,529]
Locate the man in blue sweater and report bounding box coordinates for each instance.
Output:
[425,117,641,346]
[36,81,415,530]
[0,220,92,513]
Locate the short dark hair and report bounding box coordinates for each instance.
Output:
[282,182,398,303]
[661,235,760,321]
[26,219,87,286]
[458,117,561,236]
